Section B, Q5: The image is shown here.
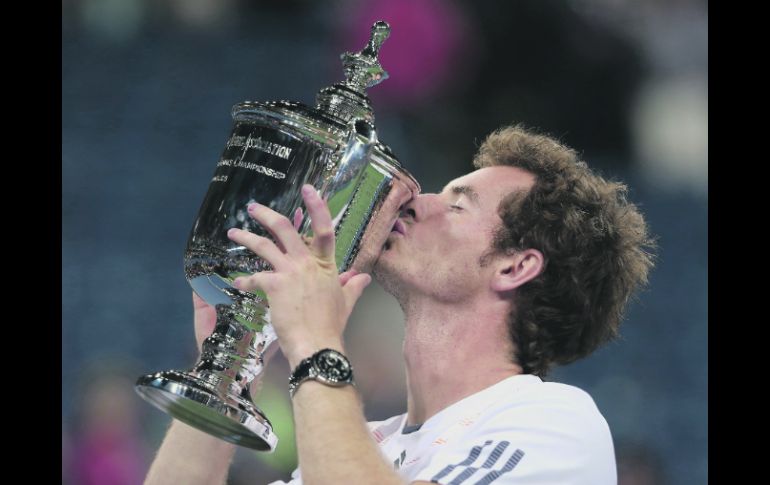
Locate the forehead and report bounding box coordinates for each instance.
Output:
[445,166,535,207]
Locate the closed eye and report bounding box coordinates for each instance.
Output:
[450,205,464,211]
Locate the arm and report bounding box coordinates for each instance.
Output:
[289,347,403,485]
[228,185,409,485]
[144,420,236,485]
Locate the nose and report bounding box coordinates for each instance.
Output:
[399,193,440,222]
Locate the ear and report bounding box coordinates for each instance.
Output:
[490,249,544,293]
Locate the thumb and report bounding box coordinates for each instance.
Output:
[342,272,372,309]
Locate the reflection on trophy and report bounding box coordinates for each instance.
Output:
[135,21,420,451]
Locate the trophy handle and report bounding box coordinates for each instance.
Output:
[321,119,378,211]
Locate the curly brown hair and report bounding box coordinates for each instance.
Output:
[474,124,656,377]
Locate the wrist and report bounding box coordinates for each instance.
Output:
[288,347,355,398]
[284,338,345,369]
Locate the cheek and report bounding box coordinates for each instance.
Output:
[412,220,494,259]
[452,221,494,248]
[435,229,492,267]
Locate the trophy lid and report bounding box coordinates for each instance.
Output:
[232,21,402,165]
[315,21,391,124]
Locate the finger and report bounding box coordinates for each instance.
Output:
[338,269,359,286]
[293,207,304,230]
[247,202,308,255]
[233,271,272,294]
[301,184,335,260]
[342,273,372,310]
[228,228,289,271]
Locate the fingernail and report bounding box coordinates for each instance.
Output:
[227,228,238,236]
[247,203,259,212]
[233,278,242,289]
[301,184,314,196]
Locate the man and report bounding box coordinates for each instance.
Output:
[145,124,655,484]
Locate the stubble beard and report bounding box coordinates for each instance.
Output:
[372,246,472,310]
[372,249,410,309]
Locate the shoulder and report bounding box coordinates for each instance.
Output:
[479,378,612,443]
[427,378,617,483]
[518,379,607,417]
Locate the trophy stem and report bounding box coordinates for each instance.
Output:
[135,295,279,451]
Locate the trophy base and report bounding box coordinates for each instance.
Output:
[135,370,278,451]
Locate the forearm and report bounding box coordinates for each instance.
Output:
[292,380,405,485]
[144,420,236,485]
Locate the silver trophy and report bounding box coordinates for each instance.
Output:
[135,21,419,451]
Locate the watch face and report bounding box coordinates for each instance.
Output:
[313,349,352,383]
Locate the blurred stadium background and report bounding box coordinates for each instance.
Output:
[62,1,707,483]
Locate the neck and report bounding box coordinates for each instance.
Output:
[401,295,522,426]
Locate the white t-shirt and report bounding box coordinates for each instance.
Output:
[270,374,616,484]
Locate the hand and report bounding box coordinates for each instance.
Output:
[226,185,372,368]
[192,206,307,352]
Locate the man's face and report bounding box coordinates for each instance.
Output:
[373,165,536,303]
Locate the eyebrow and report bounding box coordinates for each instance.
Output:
[445,184,481,206]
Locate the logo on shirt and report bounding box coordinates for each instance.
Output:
[430,440,525,484]
[393,450,406,470]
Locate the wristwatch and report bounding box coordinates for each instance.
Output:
[288,348,355,398]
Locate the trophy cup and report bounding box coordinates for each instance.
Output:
[135,21,419,451]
